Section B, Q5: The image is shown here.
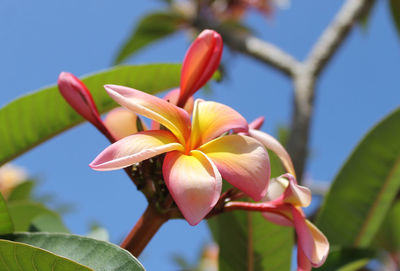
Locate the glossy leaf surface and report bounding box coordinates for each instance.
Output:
[4,232,145,271]
[373,200,400,252]
[0,64,181,166]
[0,193,13,235]
[0,239,91,271]
[316,108,400,247]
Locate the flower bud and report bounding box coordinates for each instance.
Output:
[58,72,114,141]
[178,30,223,107]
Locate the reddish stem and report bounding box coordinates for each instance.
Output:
[224,201,282,213]
[120,204,169,257]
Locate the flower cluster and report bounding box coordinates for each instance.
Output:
[58,29,328,270]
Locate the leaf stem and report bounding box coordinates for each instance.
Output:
[120,204,169,257]
[247,211,254,271]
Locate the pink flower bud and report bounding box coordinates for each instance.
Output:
[57,72,114,141]
[178,30,223,107]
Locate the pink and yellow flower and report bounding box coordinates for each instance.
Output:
[89,85,270,225]
[261,174,329,270]
[224,173,328,270]
[232,121,329,270]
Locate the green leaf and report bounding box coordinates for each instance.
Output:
[0,64,182,166]
[316,107,400,247]
[3,232,145,271]
[7,180,35,202]
[30,214,69,233]
[317,247,376,271]
[0,193,13,235]
[0,239,92,270]
[373,200,400,252]
[7,201,63,231]
[208,211,293,271]
[390,0,400,38]
[114,12,184,64]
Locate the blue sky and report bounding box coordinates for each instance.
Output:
[1,0,399,270]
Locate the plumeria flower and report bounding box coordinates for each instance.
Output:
[89,85,270,225]
[261,174,329,270]
[251,128,329,270]
[231,118,329,270]
[224,174,329,270]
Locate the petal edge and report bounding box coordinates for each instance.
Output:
[90,130,183,171]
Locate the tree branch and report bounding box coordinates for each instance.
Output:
[120,204,169,257]
[192,0,373,182]
[192,17,299,77]
[286,0,374,180]
[305,0,375,77]
[287,65,315,181]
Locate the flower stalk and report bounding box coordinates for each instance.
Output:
[120,203,170,257]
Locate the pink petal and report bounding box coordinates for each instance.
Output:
[249,129,296,177]
[190,100,248,149]
[199,134,269,201]
[262,211,294,227]
[151,88,194,130]
[264,177,288,202]
[58,72,111,138]
[162,150,222,225]
[281,174,311,207]
[163,88,194,114]
[249,116,265,130]
[234,116,264,135]
[265,174,311,207]
[104,85,191,144]
[178,30,223,107]
[90,130,183,171]
[297,247,312,271]
[259,202,294,227]
[104,107,147,140]
[292,207,329,268]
